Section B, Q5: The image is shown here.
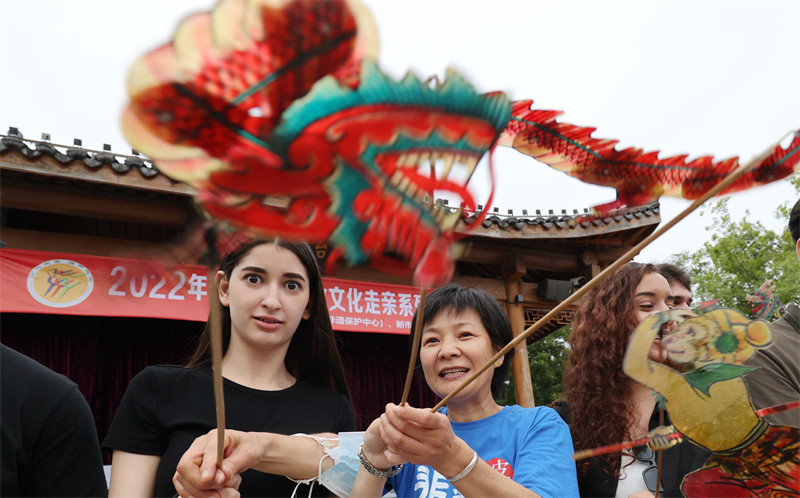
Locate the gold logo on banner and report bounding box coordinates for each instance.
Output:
[27,259,94,308]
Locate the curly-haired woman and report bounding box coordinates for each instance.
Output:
[554,263,708,497]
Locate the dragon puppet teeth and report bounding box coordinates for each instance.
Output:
[440,154,455,180]
[462,155,480,177]
[405,182,419,200]
[395,149,481,192]
[397,176,411,193]
[388,168,425,203]
[390,170,403,186]
[400,151,420,168]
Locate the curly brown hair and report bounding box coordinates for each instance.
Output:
[563,262,657,480]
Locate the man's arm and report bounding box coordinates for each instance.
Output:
[29,385,109,496]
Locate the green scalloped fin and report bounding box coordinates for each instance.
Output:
[272,59,512,148]
[683,363,758,397]
[325,158,371,264]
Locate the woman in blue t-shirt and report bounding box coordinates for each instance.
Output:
[351,284,579,498]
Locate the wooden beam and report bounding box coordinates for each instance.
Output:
[0,227,196,261]
[1,178,195,226]
[460,242,580,271]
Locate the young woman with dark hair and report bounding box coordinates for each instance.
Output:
[557,262,708,497]
[351,283,578,498]
[103,238,355,497]
[184,238,350,397]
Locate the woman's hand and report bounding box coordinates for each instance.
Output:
[172,429,250,498]
[377,403,464,475]
[360,417,394,470]
[173,428,339,497]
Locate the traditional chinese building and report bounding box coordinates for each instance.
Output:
[0,129,660,449]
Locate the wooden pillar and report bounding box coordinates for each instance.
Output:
[503,254,535,407]
[580,250,601,280]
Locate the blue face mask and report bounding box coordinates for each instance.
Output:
[319,431,365,497]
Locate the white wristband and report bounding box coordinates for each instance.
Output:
[446,451,479,482]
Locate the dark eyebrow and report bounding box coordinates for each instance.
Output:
[635,291,656,297]
[239,267,306,282]
[240,266,266,274]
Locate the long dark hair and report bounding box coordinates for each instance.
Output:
[187,238,351,402]
[410,283,514,399]
[563,262,656,480]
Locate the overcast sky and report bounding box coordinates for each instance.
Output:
[1,0,798,265]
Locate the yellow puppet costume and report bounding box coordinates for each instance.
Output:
[623,309,799,497]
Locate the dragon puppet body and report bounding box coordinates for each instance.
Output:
[124,0,799,286]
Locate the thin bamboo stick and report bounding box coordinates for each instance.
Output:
[400,285,428,405]
[431,148,766,412]
[209,271,226,467]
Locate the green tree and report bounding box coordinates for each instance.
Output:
[672,175,800,315]
[497,326,570,407]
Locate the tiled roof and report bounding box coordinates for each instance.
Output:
[478,206,657,229]
[447,200,659,238]
[1,129,160,179]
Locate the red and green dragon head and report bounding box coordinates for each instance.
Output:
[122,0,510,286]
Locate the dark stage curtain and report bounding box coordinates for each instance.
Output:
[337,331,440,429]
[1,313,202,463]
[0,313,438,463]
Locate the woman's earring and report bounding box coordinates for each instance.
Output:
[495,359,503,367]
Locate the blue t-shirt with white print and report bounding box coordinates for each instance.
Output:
[387,405,579,498]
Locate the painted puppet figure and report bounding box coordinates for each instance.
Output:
[624,309,799,497]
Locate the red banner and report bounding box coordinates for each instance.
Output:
[323,278,422,335]
[0,249,210,321]
[0,249,419,334]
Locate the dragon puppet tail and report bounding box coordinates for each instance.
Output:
[692,130,800,200]
[500,100,800,215]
